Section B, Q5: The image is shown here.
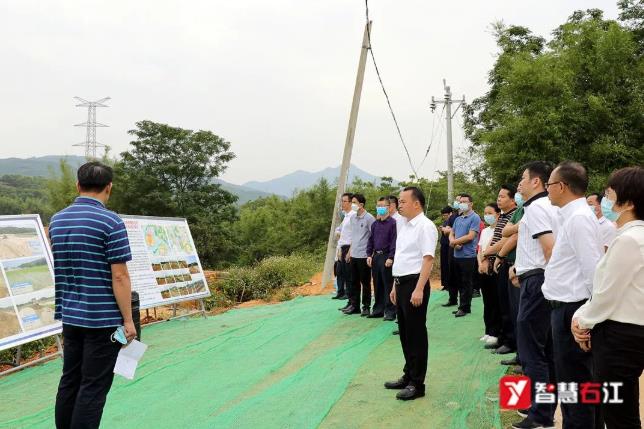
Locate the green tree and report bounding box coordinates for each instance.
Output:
[110,120,238,267]
[464,8,644,191]
[45,159,77,215]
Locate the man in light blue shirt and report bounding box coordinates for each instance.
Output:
[449,193,481,317]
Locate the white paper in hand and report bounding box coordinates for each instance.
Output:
[114,340,147,380]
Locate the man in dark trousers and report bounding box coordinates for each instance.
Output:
[439,206,454,291]
[384,187,438,401]
[366,197,397,320]
[51,162,136,429]
[344,193,375,316]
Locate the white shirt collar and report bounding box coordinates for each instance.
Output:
[598,216,608,224]
[407,212,425,226]
[558,197,587,219]
[618,220,644,234]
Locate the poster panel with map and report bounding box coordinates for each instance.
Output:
[120,215,210,309]
[0,215,61,352]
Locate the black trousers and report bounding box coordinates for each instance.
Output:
[552,301,598,429]
[395,274,430,390]
[440,243,450,288]
[371,253,394,317]
[593,320,644,429]
[350,257,371,310]
[497,262,516,349]
[447,247,458,304]
[480,271,501,337]
[55,324,121,429]
[337,246,351,296]
[453,257,476,312]
[516,273,555,426]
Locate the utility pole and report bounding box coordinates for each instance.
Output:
[73,97,110,159]
[430,80,465,204]
[320,21,372,291]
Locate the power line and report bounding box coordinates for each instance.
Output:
[364,0,418,179]
[418,103,445,171]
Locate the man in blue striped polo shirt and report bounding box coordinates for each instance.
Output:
[50,161,136,429]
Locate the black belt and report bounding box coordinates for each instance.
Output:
[517,268,544,282]
[394,273,420,285]
[340,245,350,249]
[549,299,587,309]
[374,250,386,255]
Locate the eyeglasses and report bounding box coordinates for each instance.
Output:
[545,181,567,189]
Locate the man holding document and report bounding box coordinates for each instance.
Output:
[50,162,137,429]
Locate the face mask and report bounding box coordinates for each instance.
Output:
[351,203,359,212]
[452,200,460,210]
[514,193,524,208]
[376,207,387,216]
[458,202,469,212]
[484,214,496,225]
[600,197,622,222]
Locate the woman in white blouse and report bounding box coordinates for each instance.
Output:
[571,166,644,429]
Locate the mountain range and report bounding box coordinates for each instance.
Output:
[0,156,392,204]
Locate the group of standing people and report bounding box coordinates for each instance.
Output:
[334,187,438,401]
[438,162,643,429]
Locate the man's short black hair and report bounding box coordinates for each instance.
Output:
[341,192,353,202]
[377,196,389,203]
[77,162,113,193]
[555,161,588,195]
[352,193,366,205]
[441,206,453,215]
[402,186,426,209]
[607,166,644,220]
[486,202,501,213]
[587,192,602,204]
[521,161,554,188]
[500,184,516,199]
[460,193,473,202]
[388,195,399,207]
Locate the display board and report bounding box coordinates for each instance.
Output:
[0,215,61,351]
[121,215,210,309]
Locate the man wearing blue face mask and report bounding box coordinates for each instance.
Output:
[449,193,481,317]
[366,197,397,320]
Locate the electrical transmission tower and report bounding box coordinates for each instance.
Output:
[73,97,110,159]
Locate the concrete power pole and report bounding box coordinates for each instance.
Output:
[430,80,465,204]
[320,21,372,291]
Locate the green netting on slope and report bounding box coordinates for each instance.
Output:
[0,292,507,429]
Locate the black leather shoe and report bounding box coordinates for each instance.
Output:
[451,309,470,314]
[384,377,409,389]
[493,345,514,354]
[501,356,520,366]
[396,385,425,400]
[484,343,498,349]
[338,303,351,311]
[472,289,481,298]
[360,308,370,317]
[383,314,396,321]
[441,302,457,307]
[367,312,384,318]
[343,305,361,315]
[331,294,347,300]
[392,330,399,335]
[454,310,468,317]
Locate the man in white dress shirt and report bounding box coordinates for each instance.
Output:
[389,195,405,233]
[543,161,603,429]
[586,192,617,252]
[336,193,355,306]
[511,161,559,429]
[383,187,438,401]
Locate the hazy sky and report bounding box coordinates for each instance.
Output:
[0,0,619,184]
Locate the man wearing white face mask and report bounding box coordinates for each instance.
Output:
[586,192,617,252]
[449,193,481,317]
